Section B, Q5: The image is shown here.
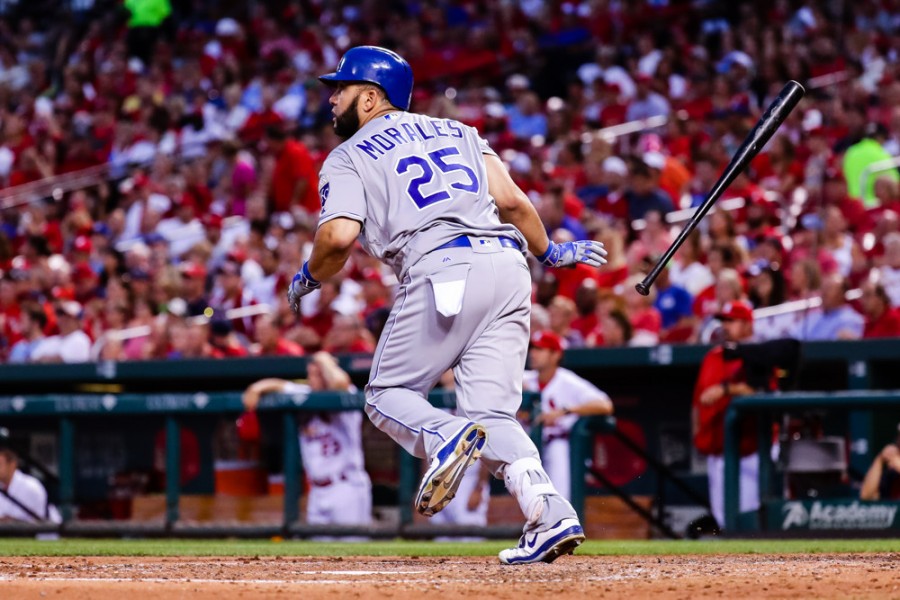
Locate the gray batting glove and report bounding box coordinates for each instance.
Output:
[288,262,321,314]
[537,240,608,268]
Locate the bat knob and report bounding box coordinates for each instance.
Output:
[635,282,650,296]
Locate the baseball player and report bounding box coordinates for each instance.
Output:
[523,331,614,501]
[243,352,372,529]
[287,46,607,564]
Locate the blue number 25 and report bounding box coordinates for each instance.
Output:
[395,147,479,210]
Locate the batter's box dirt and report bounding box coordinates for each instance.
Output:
[0,554,898,599]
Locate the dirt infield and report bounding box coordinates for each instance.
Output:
[1,554,898,599]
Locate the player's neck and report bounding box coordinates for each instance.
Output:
[538,366,558,385]
[359,106,400,129]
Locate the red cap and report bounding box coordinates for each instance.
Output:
[202,213,224,229]
[73,262,98,281]
[180,262,207,279]
[531,330,564,352]
[73,235,92,253]
[715,300,754,322]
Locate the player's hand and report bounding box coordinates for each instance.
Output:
[534,409,564,427]
[537,240,607,268]
[699,384,726,405]
[288,262,321,313]
[466,485,483,511]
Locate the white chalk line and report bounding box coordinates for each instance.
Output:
[0,573,635,585]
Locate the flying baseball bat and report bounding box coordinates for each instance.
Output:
[635,80,805,296]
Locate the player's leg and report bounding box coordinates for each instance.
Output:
[739,452,760,514]
[364,252,474,460]
[707,454,725,528]
[452,249,583,563]
[542,439,572,501]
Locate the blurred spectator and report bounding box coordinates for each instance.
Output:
[30,301,90,363]
[652,262,694,344]
[626,208,674,271]
[547,295,584,349]
[208,319,248,358]
[7,306,47,363]
[265,125,319,216]
[599,309,632,347]
[506,90,547,141]
[861,278,900,339]
[179,262,209,317]
[669,230,714,297]
[209,261,256,336]
[253,313,303,357]
[844,122,899,206]
[124,0,172,64]
[623,159,674,222]
[625,73,670,122]
[877,232,900,306]
[820,206,867,280]
[793,272,864,341]
[322,314,375,355]
[622,274,662,346]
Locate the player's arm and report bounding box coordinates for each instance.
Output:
[567,396,614,417]
[484,154,552,255]
[288,216,361,312]
[312,351,352,391]
[243,378,290,411]
[485,154,606,268]
[308,217,362,281]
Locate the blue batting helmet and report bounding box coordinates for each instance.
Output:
[319,46,414,111]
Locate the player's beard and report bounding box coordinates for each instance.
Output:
[333,93,362,139]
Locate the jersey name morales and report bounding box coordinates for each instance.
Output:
[355,118,465,161]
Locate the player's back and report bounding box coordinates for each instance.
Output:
[318,111,525,276]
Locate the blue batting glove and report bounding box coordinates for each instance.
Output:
[537,240,608,268]
[288,262,321,313]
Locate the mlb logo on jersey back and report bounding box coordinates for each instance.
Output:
[319,177,330,213]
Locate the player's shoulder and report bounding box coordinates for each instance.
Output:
[555,367,594,387]
[522,369,539,389]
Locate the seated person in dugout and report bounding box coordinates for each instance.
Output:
[860,424,900,501]
[242,352,372,528]
[0,447,61,524]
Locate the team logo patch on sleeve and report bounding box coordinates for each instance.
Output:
[319,178,330,213]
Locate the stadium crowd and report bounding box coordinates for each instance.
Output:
[1,0,900,363]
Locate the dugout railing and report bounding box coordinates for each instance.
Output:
[723,390,900,535]
[0,388,539,539]
[4,339,900,537]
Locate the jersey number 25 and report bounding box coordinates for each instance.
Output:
[395,147,479,210]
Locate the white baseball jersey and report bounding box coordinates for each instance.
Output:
[0,470,54,523]
[523,367,610,500]
[283,382,366,483]
[283,382,371,527]
[523,368,610,442]
[317,111,526,278]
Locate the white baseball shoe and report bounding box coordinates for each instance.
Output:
[498,517,585,565]
[415,421,487,517]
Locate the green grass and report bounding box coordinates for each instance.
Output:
[0,538,897,557]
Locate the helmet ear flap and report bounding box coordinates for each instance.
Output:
[318,46,414,111]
